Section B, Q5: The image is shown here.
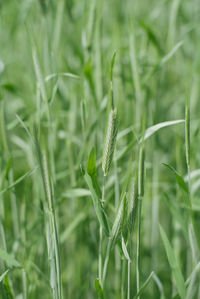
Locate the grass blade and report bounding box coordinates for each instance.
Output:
[84,172,110,237]
[116,120,184,161]
[134,272,154,299]
[95,278,105,299]
[159,225,186,299]
[163,163,188,194]
[0,270,9,282]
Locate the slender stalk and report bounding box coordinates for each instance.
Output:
[99,225,103,281]
[0,167,7,253]
[185,97,200,269]
[99,175,106,282]
[102,239,112,286]
[136,199,142,296]
[0,217,7,252]
[43,153,61,299]
[35,136,62,299]
[114,160,120,290]
[136,145,145,297]
[127,259,131,299]
[121,259,125,299]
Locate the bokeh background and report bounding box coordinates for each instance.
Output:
[0,0,200,298]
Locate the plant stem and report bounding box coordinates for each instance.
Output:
[136,144,145,298]
[136,198,142,297]
[99,225,103,281]
[127,259,131,299]
[102,240,112,287]
[99,175,106,282]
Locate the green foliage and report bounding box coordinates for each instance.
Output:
[159,225,186,299]
[163,163,189,194]
[0,0,200,298]
[95,278,105,299]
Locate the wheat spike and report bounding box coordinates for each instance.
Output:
[102,108,118,176]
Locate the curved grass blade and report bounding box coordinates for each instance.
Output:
[0,270,9,282]
[159,225,186,299]
[141,120,184,143]
[84,172,109,237]
[121,236,130,262]
[1,275,14,299]
[102,190,127,285]
[152,273,166,299]
[87,147,101,197]
[161,41,183,65]
[45,72,80,82]
[162,163,188,194]
[133,271,154,299]
[116,120,184,161]
[172,262,200,299]
[110,192,126,249]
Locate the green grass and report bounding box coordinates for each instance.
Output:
[1,0,200,298]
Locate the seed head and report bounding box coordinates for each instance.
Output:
[102,108,118,176]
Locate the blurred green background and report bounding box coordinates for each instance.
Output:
[0,0,200,298]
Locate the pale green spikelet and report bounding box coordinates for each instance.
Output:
[102,108,118,176]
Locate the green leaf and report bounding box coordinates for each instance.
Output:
[121,237,130,261]
[163,163,188,193]
[1,275,14,299]
[110,192,126,248]
[110,51,116,81]
[161,41,183,65]
[152,272,166,299]
[172,262,200,299]
[87,148,101,197]
[127,177,138,233]
[87,147,96,177]
[159,225,186,299]
[141,120,185,143]
[5,158,11,180]
[186,261,200,299]
[116,120,184,161]
[0,270,9,282]
[0,248,21,268]
[95,278,105,299]
[84,172,110,236]
[45,72,80,82]
[134,271,154,299]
